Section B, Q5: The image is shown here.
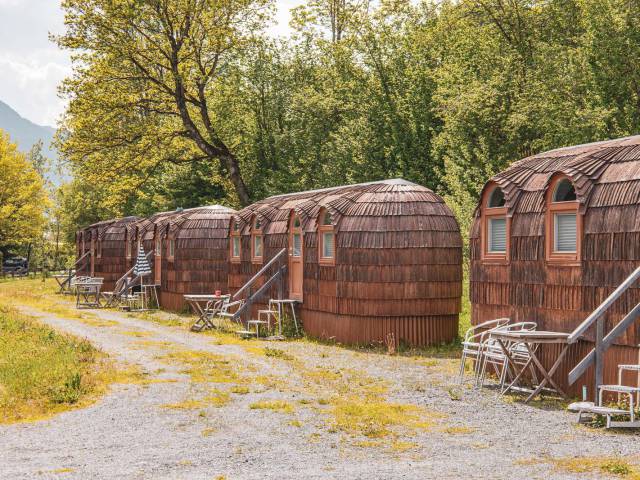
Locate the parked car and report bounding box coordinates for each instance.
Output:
[2,257,28,274]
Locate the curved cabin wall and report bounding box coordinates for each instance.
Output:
[95,217,140,290]
[233,179,463,347]
[160,205,236,311]
[129,210,186,308]
[470,135,640,394]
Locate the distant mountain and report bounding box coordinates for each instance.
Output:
[0,100,67,186]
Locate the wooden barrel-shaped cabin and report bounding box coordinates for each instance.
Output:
[128,210,185,305]
[470,135,640,395]
[231,179,463,347]
[76,217,139,289]
[160,205,236,310]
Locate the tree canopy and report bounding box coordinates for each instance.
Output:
[56,0,640,243]
[0,131,48,248]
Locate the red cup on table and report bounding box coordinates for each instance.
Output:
[215,290,222,296]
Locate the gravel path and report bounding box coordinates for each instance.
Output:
[1,304,638,480]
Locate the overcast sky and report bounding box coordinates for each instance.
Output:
[0,0,302,127]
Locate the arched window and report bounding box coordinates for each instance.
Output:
[481,184,509,262]
[318,209,335,265]
[251,217,263,264]
[230,219,241,262]
[546,175,580,263]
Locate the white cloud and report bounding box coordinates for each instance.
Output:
[0,0,301,127]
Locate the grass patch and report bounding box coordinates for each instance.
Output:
[163,389,231,410]
[249,400,295,413]
[263,347,294,361]
[128,310,186,327]
[157,348,243,384]
[518,455,640,478]
[552,456,639,477]
[118,330,152,338]
[230,385,250,395]
[329,400,435,438]
[0,278,102,324]
[0,304,135,424]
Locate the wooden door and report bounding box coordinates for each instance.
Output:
[288,214,303,301]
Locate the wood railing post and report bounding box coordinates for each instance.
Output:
[594,316,604,404]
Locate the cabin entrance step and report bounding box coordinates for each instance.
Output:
[247,319,269,338]
[235,330,256,339]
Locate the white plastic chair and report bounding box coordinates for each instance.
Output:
[458,318,510,383]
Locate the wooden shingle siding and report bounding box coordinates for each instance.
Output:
[471,135,640,394]
[161,206,235,311]
[76,217,140,290]
[234,179,463,347]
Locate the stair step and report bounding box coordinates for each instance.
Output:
[248,320,268,325]
[619,364,640,372]
[599,385,640,393]
[235,330,255,337]
[568,402,629,416]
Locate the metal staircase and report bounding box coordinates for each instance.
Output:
[225,248,299,338]
[226,248,288,323]
[102,251,153,307]
[58,251,91,294]
[566,265,640,427]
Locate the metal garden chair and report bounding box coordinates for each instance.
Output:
[458,318,510,383]
[477,322,538,389]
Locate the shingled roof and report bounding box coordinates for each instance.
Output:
[483,135,640,219]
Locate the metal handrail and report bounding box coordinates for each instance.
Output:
[567,265,640,344]
[115,251,153,288]
[232,249,287,300]
[74,251,91,267]
[566,264,640,399]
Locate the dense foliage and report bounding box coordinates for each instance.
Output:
[56,0,640,243]
[0,132,48,252]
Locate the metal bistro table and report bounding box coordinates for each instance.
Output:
[490,330,571,403]
[76,278,104,309]
[184,294,231,332]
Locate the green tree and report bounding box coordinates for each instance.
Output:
[0,131,48,248]
[56,0,273,206]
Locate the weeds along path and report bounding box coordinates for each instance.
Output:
[1,299,639,479]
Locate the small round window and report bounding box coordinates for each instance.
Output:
[487,187,506,208]
[553,178,576,202]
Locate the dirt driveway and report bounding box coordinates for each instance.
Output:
[1,304,638,479]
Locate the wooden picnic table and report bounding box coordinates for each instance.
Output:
[184,294,231,332]
[490,330,571,403]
